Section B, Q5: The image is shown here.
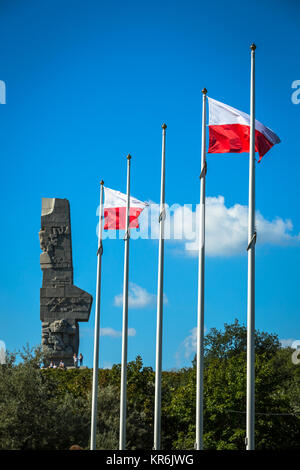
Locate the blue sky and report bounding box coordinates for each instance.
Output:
[0,0,299,369]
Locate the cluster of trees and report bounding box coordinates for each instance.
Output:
[0,320,299,450]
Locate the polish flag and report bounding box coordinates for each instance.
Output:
[207,97,280,162]
[103,187,148,230]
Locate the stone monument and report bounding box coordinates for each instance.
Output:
[39,198,93,366]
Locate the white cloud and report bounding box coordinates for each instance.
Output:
[80,326,136,338]
[181,196,300,256]
[99,196,299,257]
[181,326,198,359]
[100,327,136,338]
[175,326,207,367]
[280,338,300,349]
[114,282,168,309]
[102,361,113,369]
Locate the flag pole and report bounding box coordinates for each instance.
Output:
[90,180,104,450]
[196,88,207,451]
[246,43,256,451]
[119,154,131,451]
[154,123,167,451]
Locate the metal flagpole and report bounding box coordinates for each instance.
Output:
[196,88,207,451]
[119,154,131,451]
[246,43,256,451]
[154,123,167,451]
[90,180,105,450]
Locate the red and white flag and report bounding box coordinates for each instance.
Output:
[207,97,280,162]
[103,187,148,230]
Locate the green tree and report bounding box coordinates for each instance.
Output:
[0,322,299,450]
[169,321,300,450]
[94,356,155,450]
[0,346,90,450]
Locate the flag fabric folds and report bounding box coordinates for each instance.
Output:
[103,187,148,230]
[207,97,280,162]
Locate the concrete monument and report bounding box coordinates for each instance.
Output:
[39,198,92,366]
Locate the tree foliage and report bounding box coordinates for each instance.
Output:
[0,322,299,450]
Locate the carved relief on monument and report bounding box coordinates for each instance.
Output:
[39,198,92,366]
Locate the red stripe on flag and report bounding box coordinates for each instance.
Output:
[104,207,143,230]
[208,124,274,161]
